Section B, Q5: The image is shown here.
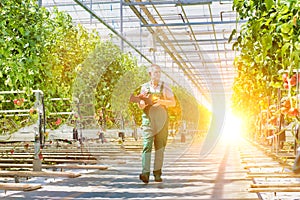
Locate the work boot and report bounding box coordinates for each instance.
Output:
[139,172,150,184]
[153,169,163,182]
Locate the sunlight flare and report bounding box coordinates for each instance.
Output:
[222,112,242,143]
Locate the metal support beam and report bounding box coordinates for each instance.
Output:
[176,49,235,53]
[141,20,247,27]
[73,0,151,63]
[123,0,235,6]
[167,38,236,43]
[43,1,121,7]
[181,58,235,63]
[123,1,211,6]
[124,0,210,101]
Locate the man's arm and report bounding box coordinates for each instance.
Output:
[156,84,176,107]
[156,95,176,107]
[138,84,149,109]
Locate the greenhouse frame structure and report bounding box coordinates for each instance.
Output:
[40,0,244,107]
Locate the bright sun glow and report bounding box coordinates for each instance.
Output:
[222,111,243,143]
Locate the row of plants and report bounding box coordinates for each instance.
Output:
[0,0,211,139]
[231,0,300,146]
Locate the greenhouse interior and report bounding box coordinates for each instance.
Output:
[1,0,300,199]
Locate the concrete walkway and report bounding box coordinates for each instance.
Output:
[2,135,258,200]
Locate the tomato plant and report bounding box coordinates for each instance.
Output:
[232,0,300,138]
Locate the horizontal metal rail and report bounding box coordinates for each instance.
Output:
[0,111,74,115]
[141,20,247,27]
[123,0,213,6]
[0,110,30,113]
[0,90,43,95]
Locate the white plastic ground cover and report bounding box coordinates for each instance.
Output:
[250,167,300,200]
[0,168,96,198]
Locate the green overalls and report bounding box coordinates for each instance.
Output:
[141,82,169,178]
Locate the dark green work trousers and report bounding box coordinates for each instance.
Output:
[141,112,168,174]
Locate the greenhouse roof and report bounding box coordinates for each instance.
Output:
[41,0,244,106]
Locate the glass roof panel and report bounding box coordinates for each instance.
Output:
[41,0,245,105]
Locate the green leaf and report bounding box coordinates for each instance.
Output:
[291,51,299,65]
[262,34,273,51]
[269,81,282,88]
[281,33,290,42]
[265,0,274,11]
[281,23,291,34]
[295,42,300,50]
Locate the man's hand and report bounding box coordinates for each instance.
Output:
[138,92,152,107]
[138,92,148,99]
[152,99,161,107]
[139,100,146,109]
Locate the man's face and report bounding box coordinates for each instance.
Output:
[150,66,161,82]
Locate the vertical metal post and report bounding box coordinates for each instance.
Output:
[42,94,46,147]
[102,107,107,131]
[90,0,93,24]
[296,69,300,154]
[76,99,83,144]
[276,88,280,154]
[120,0,124,51]
[152,33,156,63]
[139,7,143,62]
[33,91,43,171]
[38,0,42,7]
